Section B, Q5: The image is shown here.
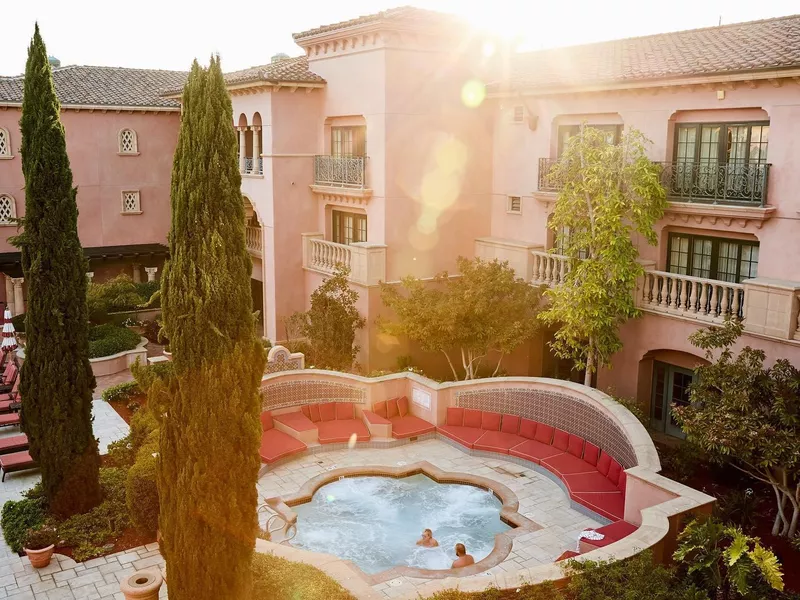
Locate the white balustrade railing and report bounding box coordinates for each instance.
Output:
[531,251,570,286]
[639,270,745,323]
[308,238,352,274]
[246,226,262,256]
[302,234,387,286]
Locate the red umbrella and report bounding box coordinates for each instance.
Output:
[2,307,17,354]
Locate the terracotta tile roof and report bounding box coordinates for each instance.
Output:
[0,65,187,108]
[292,5,464,40]
[496,13,800,92]
[223,56,324,86]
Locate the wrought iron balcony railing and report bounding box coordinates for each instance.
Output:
[537,158,771,206]
[314,155,367,188]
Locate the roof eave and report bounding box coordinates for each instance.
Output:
[0,101,180,112]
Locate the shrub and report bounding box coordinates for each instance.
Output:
[251,552,357,600]
[101,381,139,403]
[565,551,678,599]
[658,441,705,485]
[1,497,46,553]
[606,392,648,426]
[126,442,159,534]
[130,408,159,453]
[22,525,57,550]
[131,358,173,394]
[140,319,164,344]
[106,434,135,468]
[88,324,141,358]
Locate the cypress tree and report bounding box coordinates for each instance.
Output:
[157,56,266,599]
[12,25,101,517]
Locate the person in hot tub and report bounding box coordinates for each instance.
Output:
[451,543,475,568]
[416,528,439,547]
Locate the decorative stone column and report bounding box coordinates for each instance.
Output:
[132,264,142,284]
[238,127,247,174]
[120,569,163,600]
[4,275,14,316]
[11,278,24,316]
[252,126,261,174]
[144,267,158,282]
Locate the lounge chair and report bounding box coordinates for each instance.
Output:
[0,412,20,428]
[0,434,28,455]
[0,450,37,481]
[0,379,20,412]
[0,364,17,393]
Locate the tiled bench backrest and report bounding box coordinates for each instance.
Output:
[260,379,366,412]
[455,388,637,468]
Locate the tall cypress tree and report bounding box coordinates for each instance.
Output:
[157,57,266,599]
[12,25,101,517]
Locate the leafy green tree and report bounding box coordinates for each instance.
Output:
[156,56,266,600]
[380,257,541,380]
[286,265,365,371]
[11,24,101,517]
[539,125,666,386]
[673,320,800,538]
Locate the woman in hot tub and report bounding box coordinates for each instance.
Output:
[416,528,439,547]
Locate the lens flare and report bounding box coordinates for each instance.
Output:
[348,433,358,449]
[461,79,486,108]
[326,494,335,502]
[482,41,496,58]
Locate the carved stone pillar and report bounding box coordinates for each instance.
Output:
[252,126,261,174]
[11,278,24,316]
[132,264,142,284]
[144,267,158,282]
[4,275,14,316]
[238,127,247,173]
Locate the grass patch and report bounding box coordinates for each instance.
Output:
[251,552,356,600]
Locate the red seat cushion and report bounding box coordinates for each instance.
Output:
[556,550,580,562]
[541,453,597,477]
[0,434,27,453]
[273,411,316,432]
[0,413,19,426]
[260,429,307,464]
[509,439,563,464]
[373,401,388,419]
[534,423,554,445]
[607,460,622,485]
[309,404,321,422]
[260,412,274,431]
[463,409,482,428]
[481,411,502,431]
[519,418,538,439]
[319,403,337,422]
[500,415,520,434]
[617,470,627,492]
[397,396,409,417]
[317,419,370,444]
[386,399,399,419]
[391,415,435,439]
[474,431,526,454]
[583,442,600,466]
[437,425,484,448]
[335,403,355,421]
[573,492,625,522]
[563,471,620,494]
[567,434,585,458]
[597,452,612,476]
[446,407,464,426]
[552,429,569,452]
[0,450,33,469]
[581,521,637,548]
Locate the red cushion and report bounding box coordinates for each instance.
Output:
[583,442,600,466]
[567,434,585,458]
[534,423,554,445]
[386,399,399,419]
[563,471,620,494]
[260,412,274,431]
[473,431,526,454]
[437,425,485,448]
[509,439,562,464]
[391,415,435,439]
[581,521,637,548]
[319,403,336,422]
[373,401,388,419]
[597,452,612,476]
[397,396,409,417]
[617,470,627,493]
[463,409,482,428]
[556,550,580,562]
[500,415,520,434]
[552,429,569,451]
[363,410,390,425]
[309,404,321,422]
[317,419,370,444]
[260,429,307,464]
[572,492,625,522]
[481,411,502,431]
[0,413,20,425]
[3,365,16,385]
[446,407,464,426]
[607,460,622,486]
[541,453,596,477]
[301,405,311,420]
[273,411,317,432]
[519,418,538,439]
[0,450,33,469]
[335,403,355,421]
[0,434,27,452]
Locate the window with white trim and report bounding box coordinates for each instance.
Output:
[119,129,138,154]
[121,191,141,214]
[0,128,10,157]
[411,388,431,410]
[0,195,16,225]
[507,196,522,214]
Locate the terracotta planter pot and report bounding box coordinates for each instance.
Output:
[24,545,54,568]
[120,569,163,600]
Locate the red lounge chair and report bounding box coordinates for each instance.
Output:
[0,364,17,393]
[0,412,20,428]
[0,434,28,455]
[0,450,37,481]
[259,412,307,464]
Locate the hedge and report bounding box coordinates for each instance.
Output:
[126,441,159,533]
[1,497,46,553]
[88,324,141,358]
[101,381,139,403]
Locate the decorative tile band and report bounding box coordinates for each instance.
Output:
[260,379,366,411]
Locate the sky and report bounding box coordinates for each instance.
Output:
[1,0,798,76]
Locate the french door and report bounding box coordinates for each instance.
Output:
[650,361,694,438]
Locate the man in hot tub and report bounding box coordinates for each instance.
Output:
[416,528,439,547]
[451,543,475,568]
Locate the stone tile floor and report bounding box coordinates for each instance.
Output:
[258,439,602,599]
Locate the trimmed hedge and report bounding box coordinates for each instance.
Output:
[88,324,141,358]
[101,381,139,403]
[251,552,356,600]
[0,497,46,553]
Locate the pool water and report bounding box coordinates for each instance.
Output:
[291,474,510,574]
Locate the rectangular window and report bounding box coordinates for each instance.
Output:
[411,388,431,409]
[666,233,758,284]
[554,225,588,259]
[513,106,524,122]
[331,126,366,157]
[121,190,141,214]
[332,210,367,245]
[507,196,522,214]
[558,124,622,157]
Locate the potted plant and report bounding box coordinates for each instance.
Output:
[22,526,57,568]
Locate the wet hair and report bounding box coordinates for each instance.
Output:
[423,529,432,536]
[455,543,466,556]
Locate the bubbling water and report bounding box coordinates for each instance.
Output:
[292,474,510,574]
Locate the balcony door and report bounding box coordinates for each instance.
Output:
[331,126,366,157]
[332,210,367,245]
[650,361,694,439]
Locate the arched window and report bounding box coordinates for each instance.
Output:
[118,128,138,154]
[0,128,11,157]
[0,195,17,225]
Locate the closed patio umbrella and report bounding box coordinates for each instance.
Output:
[1,306,17,354]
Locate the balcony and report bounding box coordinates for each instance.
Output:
[314,155,367,189]
[537,158,771,206]
[639,270,745,323]
[301,233,386,286]
[531,251,570,287]
[246,225,262,257]
[242,157,263,176]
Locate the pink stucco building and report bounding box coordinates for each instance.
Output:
[3,9,800,438]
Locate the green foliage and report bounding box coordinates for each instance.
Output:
[381,257,542,380]
[286,265,365,371]
[86,274,161,323]
[426,582,562,599]
[673,319,800,537]
[251,552,357,600]
[88,324,141,358]
[101,381,139,403]
[564,551,684,600]
[658,442,705,485]
[130,358,173,394]
[106,435,136,469]
[139,319,165,344]
[129,407,159,453]
[539,126,666,386]
[22,525,57,550]
[10,24,101,517]
[604,389,647,425]
[126,441,159,534]
[1,497,46,553]
[158,57,267,600]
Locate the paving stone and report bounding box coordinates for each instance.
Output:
[131,556,162,571]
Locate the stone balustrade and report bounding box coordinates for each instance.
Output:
[246,225,263,256]
[302,233,386,286]
[531,251,570,286]
[639,270,745,324]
